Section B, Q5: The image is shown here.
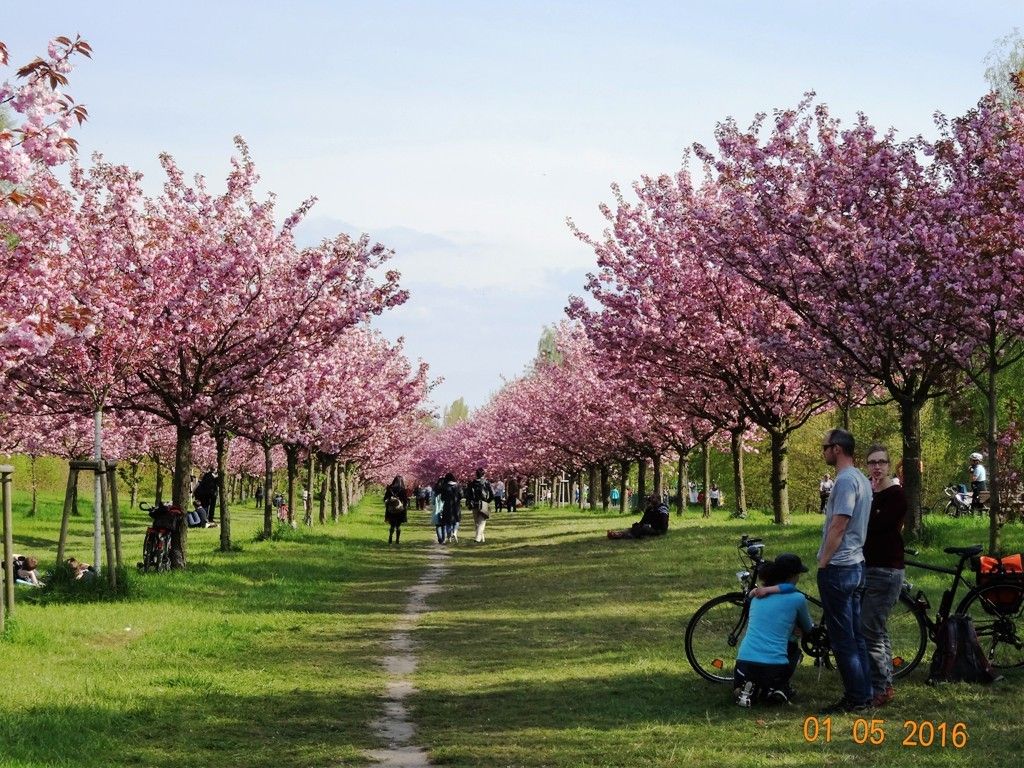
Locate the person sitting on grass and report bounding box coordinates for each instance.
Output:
[733,553,814,707]
[607,495,670,539]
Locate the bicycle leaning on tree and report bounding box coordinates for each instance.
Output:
[685,536,1024,684]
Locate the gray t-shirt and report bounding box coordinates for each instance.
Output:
[817,465,872,566]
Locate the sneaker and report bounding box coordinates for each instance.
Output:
[871,686,895,707]
[735,681,755,708]
[820,698,872,715]
[766,688,791,705]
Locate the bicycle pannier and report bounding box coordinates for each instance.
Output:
[927,614,1001,685]
[975,554,1024,614]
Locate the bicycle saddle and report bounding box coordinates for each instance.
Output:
[943,544,984,557]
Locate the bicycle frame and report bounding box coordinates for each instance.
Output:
[903,545,982,639]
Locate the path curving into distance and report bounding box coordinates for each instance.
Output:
[365,546,449,768]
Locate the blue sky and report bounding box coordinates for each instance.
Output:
[6,2,1022,411]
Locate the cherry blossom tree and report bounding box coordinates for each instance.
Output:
[1,36,90,373]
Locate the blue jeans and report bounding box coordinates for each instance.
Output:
[817,563,871,704]
[860,567,904,693]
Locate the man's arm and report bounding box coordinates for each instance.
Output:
[818,514,851,569]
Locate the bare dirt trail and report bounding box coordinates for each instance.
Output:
[365,546,449,767]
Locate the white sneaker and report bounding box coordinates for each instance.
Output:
[736,681,755,708]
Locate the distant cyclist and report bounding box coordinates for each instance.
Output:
[969,452,988,512]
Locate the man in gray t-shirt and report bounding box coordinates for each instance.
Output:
[818,468,871,566]
[816,429,873,713]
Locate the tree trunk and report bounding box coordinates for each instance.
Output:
[318,461,327,524]
[619,459,628,514]
[637,456,647,509]
[769,429,789,525]
[600,463,609,511]
[675,452,684,515]
[216,431,232,552]
[154,454,164,505]
[986,360,1001,553]
[589,465,598,510]
[29,455,37,517]
[304,453,314,526]
[702,442,712,519]
[72,482,80,516]
[898,398,925,537]
[285,444,299,524]
[341,460,352,516]
[330,461,339,522]
[652,452,663,502]
[263,443,274,539]
[731,428,748,518]
[171,424,193,568]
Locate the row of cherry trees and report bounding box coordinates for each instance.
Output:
[1,37,431,565]
[408,89,1024,551]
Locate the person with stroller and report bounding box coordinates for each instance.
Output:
[734,554,814,707]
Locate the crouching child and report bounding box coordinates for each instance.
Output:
[733,553,814,707]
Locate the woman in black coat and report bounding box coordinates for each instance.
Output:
[383,476,409,544]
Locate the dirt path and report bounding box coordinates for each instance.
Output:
[365,546,449,767]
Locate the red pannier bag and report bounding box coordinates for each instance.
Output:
[976,554,1024,615]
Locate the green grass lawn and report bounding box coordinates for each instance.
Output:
[410,506,1024,767]
[1,489,430,768]
[5,489,1024,767]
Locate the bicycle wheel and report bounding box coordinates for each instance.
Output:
[685,593,748,683]
[944,500,961,518]
[888,593,928,680]
[957,583,1024,668]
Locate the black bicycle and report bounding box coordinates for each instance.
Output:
[902,544,1024,670]
[685,537,1024,684]
[684,537,929,683]
[137,501,179,573]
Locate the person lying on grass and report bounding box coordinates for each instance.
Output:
[65,557,96,581]
[13,554,43,587]
[607,495,669,539]
[733,553,814,707]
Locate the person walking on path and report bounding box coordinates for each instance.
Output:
[861,443,906,708]
[384,476,410,545]
[817,428,873,714]
[255,484,263,509]
[435,473,462,544]
[506,476,520,513]
[819,473,833,513]
[383,475,409,512]
[466,467,494,543]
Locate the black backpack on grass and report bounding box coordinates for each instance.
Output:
[927,614,1001,684]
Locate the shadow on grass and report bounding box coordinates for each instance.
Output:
[0,687,384,768]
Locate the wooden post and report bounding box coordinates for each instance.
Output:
[1,464,15,629]
[99,462,117,589]
[106,462,123,570]
[57,466,79,564]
